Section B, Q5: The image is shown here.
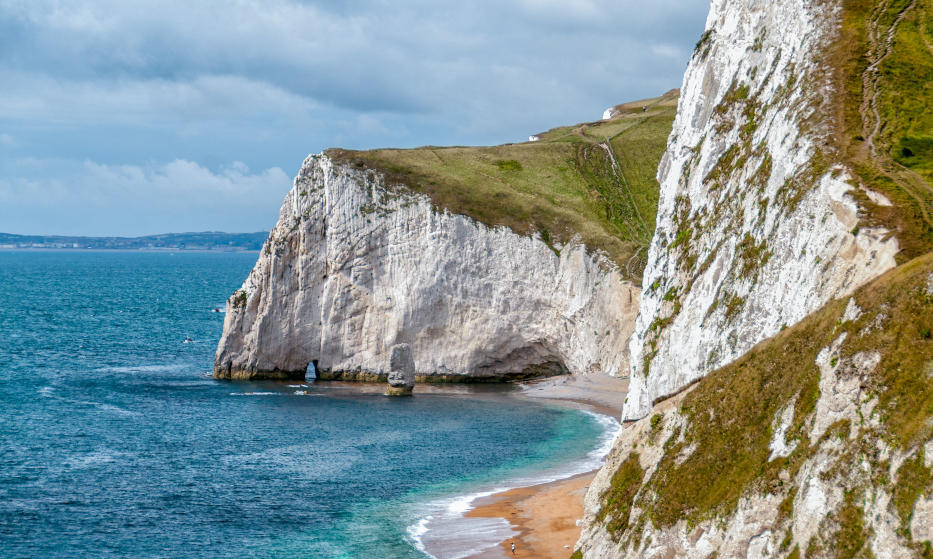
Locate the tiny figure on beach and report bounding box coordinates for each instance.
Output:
[511,541,516,554]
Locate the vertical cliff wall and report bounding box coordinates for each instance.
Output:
[577,0,933,555]
[214,155,640,381]
[622,0,898,420]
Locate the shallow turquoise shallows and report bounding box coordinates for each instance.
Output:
[0,250,609,559]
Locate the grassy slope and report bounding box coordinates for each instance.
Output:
[599,252,933,552]
[327,90,678,283]
[833,0,933,259]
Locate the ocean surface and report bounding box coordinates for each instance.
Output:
[0,250,615,558]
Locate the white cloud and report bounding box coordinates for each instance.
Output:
[651,44,684,59]
[0,157,291,235]
[0,0,709,234]
[516,0,602,20]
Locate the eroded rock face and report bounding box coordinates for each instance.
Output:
[576,0,919,554]
[576,333,919,558]
[214,154,640,381]
[386,343,415,396]
[621,0,898,420]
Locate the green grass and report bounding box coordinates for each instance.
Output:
[326,90,678,282]
[597,453,644,540]
[601,252,933,536]
[832,0,933,259]
[893,449,933,531]
[833,491,870,558]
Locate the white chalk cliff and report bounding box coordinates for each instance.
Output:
[574,0,933,555]
[622,0,897,420]
[214,155,640,381]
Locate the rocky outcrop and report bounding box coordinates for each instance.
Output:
[622,0,898,420]
[214,154,640,381]
[385,344,415,396]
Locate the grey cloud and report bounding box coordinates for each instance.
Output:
[0,0,709,235]
[0,0,706,114]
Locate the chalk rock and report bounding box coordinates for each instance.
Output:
[621,0,897,420]
[214,154,640,382]
[386,344,415,396]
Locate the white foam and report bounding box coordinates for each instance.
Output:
[409,410,621,558]
[409,497,515,559]
[93,363,187,374]
[407,516,431,554]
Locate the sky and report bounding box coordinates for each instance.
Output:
[0,0,708,236]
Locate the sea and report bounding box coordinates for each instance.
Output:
[0,250,618,558]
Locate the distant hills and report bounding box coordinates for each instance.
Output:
[0,231,268,251]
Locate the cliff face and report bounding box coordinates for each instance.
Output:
[577,255,933,558]
[214,155,639,381]
[623,0,898,420]
[577,0,933,555]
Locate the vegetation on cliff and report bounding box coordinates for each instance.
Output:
[326,90,678,282]
[587,0,933,554]
[833,0,933,259]
[598,252,933,553]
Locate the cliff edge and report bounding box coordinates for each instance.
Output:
[214,96,676,382]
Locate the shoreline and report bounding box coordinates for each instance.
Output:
[236,373,625,558]
[420,374,626,559]
[465,471,596,558]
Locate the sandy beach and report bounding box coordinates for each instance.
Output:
[458,374,626,559]
[465,471,594,558]
[294,374,626,559]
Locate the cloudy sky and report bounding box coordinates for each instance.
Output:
[0,0,707,236]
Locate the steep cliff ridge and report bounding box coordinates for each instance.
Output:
[623,0,901,420]
[578,0,933,554]
[214,97,675,381]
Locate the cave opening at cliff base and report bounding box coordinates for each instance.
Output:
[305,360,318,381]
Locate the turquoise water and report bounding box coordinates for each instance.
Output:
[0,250,611,558]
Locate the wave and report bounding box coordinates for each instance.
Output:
[408,409,621,559]
[37,386,140,416]
[228,390,322,397]
[92,363,189,374]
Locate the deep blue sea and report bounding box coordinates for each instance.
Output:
[0,250,614,559]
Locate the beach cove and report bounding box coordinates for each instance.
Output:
[0,250,624,559]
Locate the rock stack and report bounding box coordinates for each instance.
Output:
[385,344,415,396]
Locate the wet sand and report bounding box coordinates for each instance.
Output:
[458,374,627,559]
[465,472,594,558]
[516,373,628,418]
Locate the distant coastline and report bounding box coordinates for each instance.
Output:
[0,231,267,251]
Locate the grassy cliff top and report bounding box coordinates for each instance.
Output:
[327,90,678,283]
